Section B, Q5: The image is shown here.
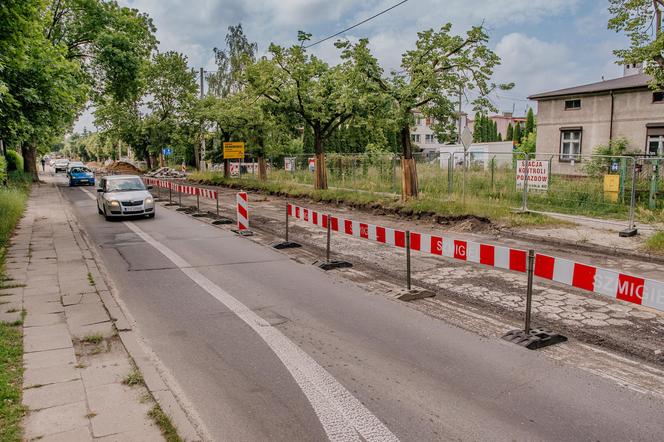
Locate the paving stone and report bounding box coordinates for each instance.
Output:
[0,310,22,324]
[69,321,115,340]
[87,384,154,438]
[23,401,89,440]
[23,380,86,410]
[81,358,132,388]
[65,302,110,327]
[607,318,633,326]
[24,347,76,370]
[24,363,79,387]
[585,312,610,320]
[582,318,608,327]
[631,310,658,319]
[24,300,64,315]
[60,279,93,295]
[95,429,163,442]
[24,324,73,353]
[36,426,92,442]
[24,312,66,327]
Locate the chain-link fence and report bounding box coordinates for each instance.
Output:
[208,151,664,222]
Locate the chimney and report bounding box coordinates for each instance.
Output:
[623,62,643,77]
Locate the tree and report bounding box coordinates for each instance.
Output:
[144,51,198,165]
[524,107,535,137]
[247,33,380,189]
[472,112,481,142]
[513,122,522,146]
[609,0,664,88]
[206,24,257,98]
[345,24,508,199]
[506,122,513,141]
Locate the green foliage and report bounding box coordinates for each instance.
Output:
[517,132,536,154]
[513,123,522,146]
[4,151,23,172]
[524,108,535,136]
[608,0,664,88]
[644,231,664,253]
[506,122,513,141]
[206,24,257,98]
[0,320,25,442]
[584,137,637,177]
[0,156,6,184]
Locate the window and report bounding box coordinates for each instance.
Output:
[646,126,664,155]
[559,129,582,161]
[425,134,436,144]
[411,134,421,143]
[654,92,664,103]
[564,99,581,110]
[416,117,423,126]
[425,117,433,126]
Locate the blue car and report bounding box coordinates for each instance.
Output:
[68,166,95,186]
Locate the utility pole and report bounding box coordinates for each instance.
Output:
[199,67,206,171]
[457,89,463,143]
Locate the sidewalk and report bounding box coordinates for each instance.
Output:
[4,182,167,441]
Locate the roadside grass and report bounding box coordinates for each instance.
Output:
[644,231,664,253]
[0,171,31,441]
[81,333,104,345]
[122,369,144,386]
[189,171,562,228]
[148,404,182,442]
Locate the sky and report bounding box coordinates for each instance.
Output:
[74,0,630,132]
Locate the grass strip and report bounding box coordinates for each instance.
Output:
[0,171,31,441]
[188,171,560,228]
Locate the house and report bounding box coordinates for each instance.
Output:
[410,111,468,149]
[528,64,664,174]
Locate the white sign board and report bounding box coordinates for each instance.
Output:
[460,126,473,150]
[284,157,296,172]
[516,160,549,191]
[230,162,240,177]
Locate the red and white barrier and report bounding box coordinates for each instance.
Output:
[288,203,664,312]
[198,188,217,200]
[236,192,249,231]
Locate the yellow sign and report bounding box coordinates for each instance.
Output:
[223,142,245,159]
[603,174,620,202]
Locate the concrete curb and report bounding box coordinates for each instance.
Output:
[55,183,210,442]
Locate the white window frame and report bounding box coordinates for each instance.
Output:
[559,129,582,161]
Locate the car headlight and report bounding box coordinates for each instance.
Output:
[144,197,154,205]
[109,200,120,207]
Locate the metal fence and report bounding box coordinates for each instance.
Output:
[209,151,664,223]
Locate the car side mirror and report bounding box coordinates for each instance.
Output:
[96,188,104,193]
[147,185,153,190]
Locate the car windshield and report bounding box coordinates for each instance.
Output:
[71,167,89,174]
[106,177,145,192]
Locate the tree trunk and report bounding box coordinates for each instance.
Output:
[258,156,267,181]
[22,139,39,182]
[313,128,327,190]
[400,125,418,199]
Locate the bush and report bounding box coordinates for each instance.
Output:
[0,156,6,184]
[5,150,23,172]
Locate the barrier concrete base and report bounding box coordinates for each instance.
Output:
[192,212,208,218]
[501,328,567,350]
[175,207,188,212]
[164,202,179,207]
[619,227,638,237]
[273,241,301,250]
[316,260,352,271]
[394,289,435,302]
[212,217,233,225]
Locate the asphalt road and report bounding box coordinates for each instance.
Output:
[58,177,664,441]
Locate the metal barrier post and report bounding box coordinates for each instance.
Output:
[447,155,453,195]
[406,230,411,290]
[196,192,200,213]
[216,194,219,216]
[326,215,331,263]
[501,248,566,349]
[317,214,351,270]
[273,204,301,249]
[178,184,182,206]
[524,249,535,333]
[522,153,529,212]
[168,183,172,204]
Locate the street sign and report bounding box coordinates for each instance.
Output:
[162,147,172,156]
[516,160,549,191]
[460,126,473,150]
[223,142,245,159]
[284,157,296,172]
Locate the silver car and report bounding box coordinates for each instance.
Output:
[96,175,155,220]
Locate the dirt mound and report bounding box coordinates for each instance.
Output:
[107,161,142,175]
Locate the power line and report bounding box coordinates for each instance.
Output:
[304,0,409,48]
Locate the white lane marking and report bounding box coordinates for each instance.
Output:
[81,186,398,442]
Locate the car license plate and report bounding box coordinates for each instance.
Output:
[123,206,143,213]
[79,179,88,183]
